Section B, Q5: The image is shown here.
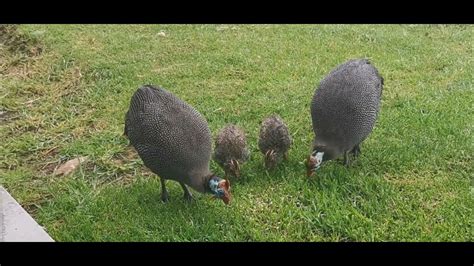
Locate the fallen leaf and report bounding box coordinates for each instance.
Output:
[31,30,46,37]
[53,156,88,176]
[217,26,229,31]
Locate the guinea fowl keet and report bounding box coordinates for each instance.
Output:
[213,124,250,179]
[258,114,292,170]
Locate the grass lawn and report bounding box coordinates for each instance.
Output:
[1,24,472,241]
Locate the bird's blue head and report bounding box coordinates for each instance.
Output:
[209,176,231,205]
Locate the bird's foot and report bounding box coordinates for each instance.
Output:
[344,151,351,167]
[183,193,194,203]
[161,192,169,203]
[351,145,361,158]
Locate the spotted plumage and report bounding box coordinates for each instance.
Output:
[125,85,231,204]
[307,59,383,175]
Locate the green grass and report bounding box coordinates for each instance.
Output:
[1,24,473,241]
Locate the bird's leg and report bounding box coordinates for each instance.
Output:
[351,144,361,157]
[234,160,241,179]
[344,151,351,167]
[160,178,169,202]
[284,151,289,161]
[180,182,193,202]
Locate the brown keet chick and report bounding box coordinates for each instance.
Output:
[258,115,292,170]
[213,124,250,179]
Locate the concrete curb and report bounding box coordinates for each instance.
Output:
[0,186,54,242]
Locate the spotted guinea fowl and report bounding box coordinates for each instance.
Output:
[306,59,383,177]
[258,115,292,170]
[124,85,231,204]
[213,124,250,179]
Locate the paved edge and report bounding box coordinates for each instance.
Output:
[0,186,54,242]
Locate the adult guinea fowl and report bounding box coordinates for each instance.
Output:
[306,59,383,177]
[124,85,231,204]
[258,115,292,170]
[213,124,250,179]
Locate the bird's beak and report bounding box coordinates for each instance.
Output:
[219,180,231,205]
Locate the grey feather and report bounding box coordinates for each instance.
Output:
[310,59,383,161]
[125,85,213,193]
